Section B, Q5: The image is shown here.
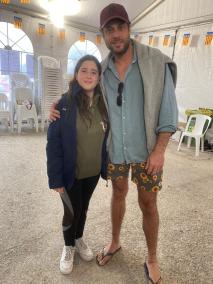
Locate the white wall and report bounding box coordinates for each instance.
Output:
[174,24,213,122]
[134,0,213,122]
[133,0,213,32]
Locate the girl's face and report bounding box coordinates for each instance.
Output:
[76,60,100,95]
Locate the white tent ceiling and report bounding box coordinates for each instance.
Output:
[0,0,158,31]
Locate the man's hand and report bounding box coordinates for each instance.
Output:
[49,100,60,122]
[145,132,171,175]
[53,187,64,193]
[145,150,164,175]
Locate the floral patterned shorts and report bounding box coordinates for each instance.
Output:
[107,162,163,192]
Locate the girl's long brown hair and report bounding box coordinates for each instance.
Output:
[67,55,107,127]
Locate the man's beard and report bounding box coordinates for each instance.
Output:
[107,38,131,57]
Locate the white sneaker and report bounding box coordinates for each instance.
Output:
[75,238,94,261]
[60,245,75,274]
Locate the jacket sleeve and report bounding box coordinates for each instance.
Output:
[46,101,64,189]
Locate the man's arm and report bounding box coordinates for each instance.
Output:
[146,64,178,175]
[146,132,171,174]
[49,100,61,121]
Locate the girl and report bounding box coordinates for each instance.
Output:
[46,55,108,274]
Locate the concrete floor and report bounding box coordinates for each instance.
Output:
[0,130,213,284]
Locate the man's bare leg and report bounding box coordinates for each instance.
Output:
[96,177,128,265]
[138,189,161,282]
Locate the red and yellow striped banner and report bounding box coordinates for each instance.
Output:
[20,0,30,3]
[79,32,86,42]
[14,16,22,29]
[37,23,46,35]
[1,0,10,4]
[59,29,65,40]
[204,32,213,45]
[148,35,153,46]
[96,34,101,44]
[163,35,170,47]
[182,33,190,46]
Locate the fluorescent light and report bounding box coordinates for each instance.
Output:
[40,0,81,16]
[49,13,64,28]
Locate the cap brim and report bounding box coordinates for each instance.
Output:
[101,16,130,29]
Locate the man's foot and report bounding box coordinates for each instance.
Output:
[60,245,75,274]
[96,244,121,266]
[144,261,162,284]
[75,237,94,261]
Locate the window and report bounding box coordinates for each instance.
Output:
[0,22,34,96]
[67,40,101,75]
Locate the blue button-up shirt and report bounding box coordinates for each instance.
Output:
[103,48,177,164]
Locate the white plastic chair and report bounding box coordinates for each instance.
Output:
[177,114,212,156]
[14,87,38,133]
[10,73,32,89]
[0,93,13,132]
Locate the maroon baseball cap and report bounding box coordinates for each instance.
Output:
[100,3,130,29]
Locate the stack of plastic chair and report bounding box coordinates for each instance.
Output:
[0,93,13,132]
[177,114,212,156]
[14,87,38,133]
[37,56,62,131]
[63,73,72,93]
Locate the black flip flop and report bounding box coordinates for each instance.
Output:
[96,246,121,266]
[144,262,162,284]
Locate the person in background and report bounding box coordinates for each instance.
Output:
[49,3,178,283]
[46,55,108,275]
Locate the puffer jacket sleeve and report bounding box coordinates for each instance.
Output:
[46,99,64,189]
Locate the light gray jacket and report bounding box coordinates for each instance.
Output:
[100,40,177,153]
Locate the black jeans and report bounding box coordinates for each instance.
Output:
[60,174,100,246]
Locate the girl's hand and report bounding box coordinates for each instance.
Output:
[53,187,65,193]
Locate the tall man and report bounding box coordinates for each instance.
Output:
[96,4,178,283]
[50,3,178,283]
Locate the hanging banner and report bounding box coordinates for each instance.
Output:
[14,16,22,29]
[96,34,101,44]
[20,0,30,3]
[80,32,86,42]
[148,35,153,46]
[204,32,213,46]
[37,23,46,35]
[1,0,10,4]
[182,33,190,46]
[153,36,159,47]
[163,35,170,47]
[59,29,65,40]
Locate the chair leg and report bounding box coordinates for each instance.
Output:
[41,118,45,132]
[35,118,39,132]
[187,137,192,148]
[17,115,22,134]
[177,134,184,151]
[195,137,200,157]
[201,137,204,152]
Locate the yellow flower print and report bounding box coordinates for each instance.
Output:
[140,173,147,179]
[119,166,125,172]
[132,177,138,185]
[152,186,159,192]
[152,175,158,181]
[140,163,146,169]
[108,164,115,171]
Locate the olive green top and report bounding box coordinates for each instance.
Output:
[75,94,105,179]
